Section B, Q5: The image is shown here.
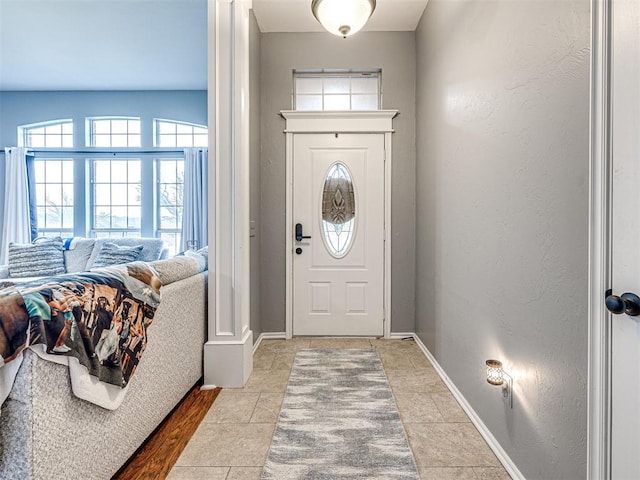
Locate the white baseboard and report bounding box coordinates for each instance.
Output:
[200,384,218,391]
[407,333,526,480]
[389,332,418,340]
[253,331,286,354]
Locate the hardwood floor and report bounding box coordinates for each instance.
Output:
[113,384,222,480]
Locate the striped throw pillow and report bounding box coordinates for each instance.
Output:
[8,238,66,278]
[92,242,143,268]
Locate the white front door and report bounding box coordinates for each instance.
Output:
[609,0,640,477]
[292,133,385,336]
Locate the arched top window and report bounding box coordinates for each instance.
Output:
[86,117,141,147]
[154,119,208,148]
[18,119,73,148]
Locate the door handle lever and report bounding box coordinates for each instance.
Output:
[295,223,311,242]
[605,292,640,316]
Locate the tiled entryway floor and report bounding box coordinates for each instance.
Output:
[167,338,512,480]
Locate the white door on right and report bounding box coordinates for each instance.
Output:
[292,133,385,337]
[609,0,640,477]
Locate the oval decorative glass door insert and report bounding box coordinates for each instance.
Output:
[321,162,356,258]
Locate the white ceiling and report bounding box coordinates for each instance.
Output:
[252,0,429,33]
[0,0,208,91]
[0,0,427,91]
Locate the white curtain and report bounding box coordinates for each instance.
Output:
[1,147,32,264]
[180,148,209,252]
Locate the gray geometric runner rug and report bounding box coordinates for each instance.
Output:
[261,349,419,479]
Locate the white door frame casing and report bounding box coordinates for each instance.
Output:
[282,110,398,339]
[588,0,611,477]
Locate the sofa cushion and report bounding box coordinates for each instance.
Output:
[63,238,97,273]
[86,238,165,268]
[91,242,144,268]
[151,255,206,286]
[8,238,65,278]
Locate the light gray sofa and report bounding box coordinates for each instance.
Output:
[0,237,169,281]
[0,253,208,480]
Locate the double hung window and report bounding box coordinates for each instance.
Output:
[33,158,74,238]
[157,159,184,253]
[91,159,142,237]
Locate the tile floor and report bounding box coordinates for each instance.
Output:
[167,338,512,480]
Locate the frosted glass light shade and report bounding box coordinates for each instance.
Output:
[486,359,504,386]
[311,0,376,38]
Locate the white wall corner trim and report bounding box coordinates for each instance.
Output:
[399,333,527,480]
[587,0,612,477]
[204,0,253,388]
[204,330,253,388]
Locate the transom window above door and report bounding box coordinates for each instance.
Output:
[293,70,382,111]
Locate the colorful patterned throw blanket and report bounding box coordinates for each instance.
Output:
[0,262,161,410]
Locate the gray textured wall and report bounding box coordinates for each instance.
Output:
[249,10,262,341]
[260,32,416,334]
[414,1,590,478]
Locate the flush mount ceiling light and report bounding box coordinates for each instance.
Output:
[311,0,377,38]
